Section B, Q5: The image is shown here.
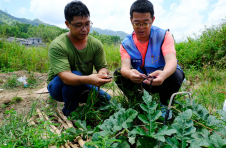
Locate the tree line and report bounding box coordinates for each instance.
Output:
[0,22,121,44]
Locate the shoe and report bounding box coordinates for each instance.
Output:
[160,103,172,120]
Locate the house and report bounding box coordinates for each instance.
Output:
[7,37,42,46]
[27,38,42,45]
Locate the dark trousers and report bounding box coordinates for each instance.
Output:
[47,70,112,116]
[113,68,185,105]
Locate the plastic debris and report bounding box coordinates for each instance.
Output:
[17,76,28,88]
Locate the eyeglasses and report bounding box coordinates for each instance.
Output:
[132,23,152,28]
[70,22,93,30]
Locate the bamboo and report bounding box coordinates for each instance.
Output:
[67,140,78,148]
[77,136,85,147]
[54,114,69,129]
[41,111,61,134]
[56,108,74,128]
[64,142,70,148]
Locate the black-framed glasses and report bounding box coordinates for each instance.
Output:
[70,22,93,30]
[132,23,152,28]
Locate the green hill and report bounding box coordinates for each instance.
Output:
[0,9,129,39]
[0,9,49,26]
[90,27,129,39]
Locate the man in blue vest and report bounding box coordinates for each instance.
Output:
[114,0,185,119]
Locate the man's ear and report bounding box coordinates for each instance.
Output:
[152,16,155,24]
[65,21,70,29]
[130,17,132,24]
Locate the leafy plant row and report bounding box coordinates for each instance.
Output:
[68,90,226,148]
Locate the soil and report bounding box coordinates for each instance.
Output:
[0,70,117,124]
[0,71,51,124]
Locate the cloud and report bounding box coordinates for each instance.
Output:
[206,0,226,26]
[28,0,226,41]
[154,0,209,41]
[17,7,27,15]
[29,0,164,33]
[4,0,10,2]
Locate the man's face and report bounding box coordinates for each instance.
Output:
[130,12,155,40]
[66,16,91,40]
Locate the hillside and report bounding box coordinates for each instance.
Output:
[90,27,129,39]
[0,9,48,26]
[0,9,129,39]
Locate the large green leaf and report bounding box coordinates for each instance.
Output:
[74,120,87,131]
[121,108,138,129]
[142,89,152,106]
[217,110,226,121]
[181,109,193,120]
[154,126,177,142]
[117,136,130,148]
[165,137,179,148]
[138,114,149,124]
[98,108,138,136]
[130,126,146,136]
[210,133,226,148]
[207,115,223,126]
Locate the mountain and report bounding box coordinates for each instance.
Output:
[0,9,129,39]
[90,27,129,39]
[0,9,49,26]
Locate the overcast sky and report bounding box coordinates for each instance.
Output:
[0,0,226,41]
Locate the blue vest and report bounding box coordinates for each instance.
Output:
[121,26,182,74]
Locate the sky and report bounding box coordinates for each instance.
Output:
[0,0,226,41]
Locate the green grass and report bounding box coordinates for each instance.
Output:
[176,19,226,69]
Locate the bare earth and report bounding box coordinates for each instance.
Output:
[0,70,118,124]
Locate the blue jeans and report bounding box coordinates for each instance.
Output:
[47,71,112,115]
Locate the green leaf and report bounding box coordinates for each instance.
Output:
[136,136,158,148]
[152,110,162,121]
[138,114,149,124]
[128,136,136,145]
[189,139,211,148]
[198,128,210,138]
[140,104,149,112]
[207,115,223,126]
[210,133,226,148]
[154,126,177,142]
[142,89,152,106]
[165,137,179,148]
[74,120,87,131]
[185,119,194,128]
[181,109,192,120]
[121,108,138,129]
[117,136,130,148]
[131,126,146,136]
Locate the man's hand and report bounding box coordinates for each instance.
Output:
[128,69,144,84]
[88,73,112,87]
[143,70,167,86]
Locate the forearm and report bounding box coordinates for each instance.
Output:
[163,59,177,79]
[58,71,90,86]
[121,67,132,79]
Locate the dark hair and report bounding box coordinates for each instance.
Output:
[64,1,90,23]
[130,0,154,18]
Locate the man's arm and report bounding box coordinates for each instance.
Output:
[121,58,144,84]
[58,71,111,87]
[144,53,177,86]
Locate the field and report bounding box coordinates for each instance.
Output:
[0,21,226,147]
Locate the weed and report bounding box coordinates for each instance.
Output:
[3,75,20,89]
[27,72,39,88]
